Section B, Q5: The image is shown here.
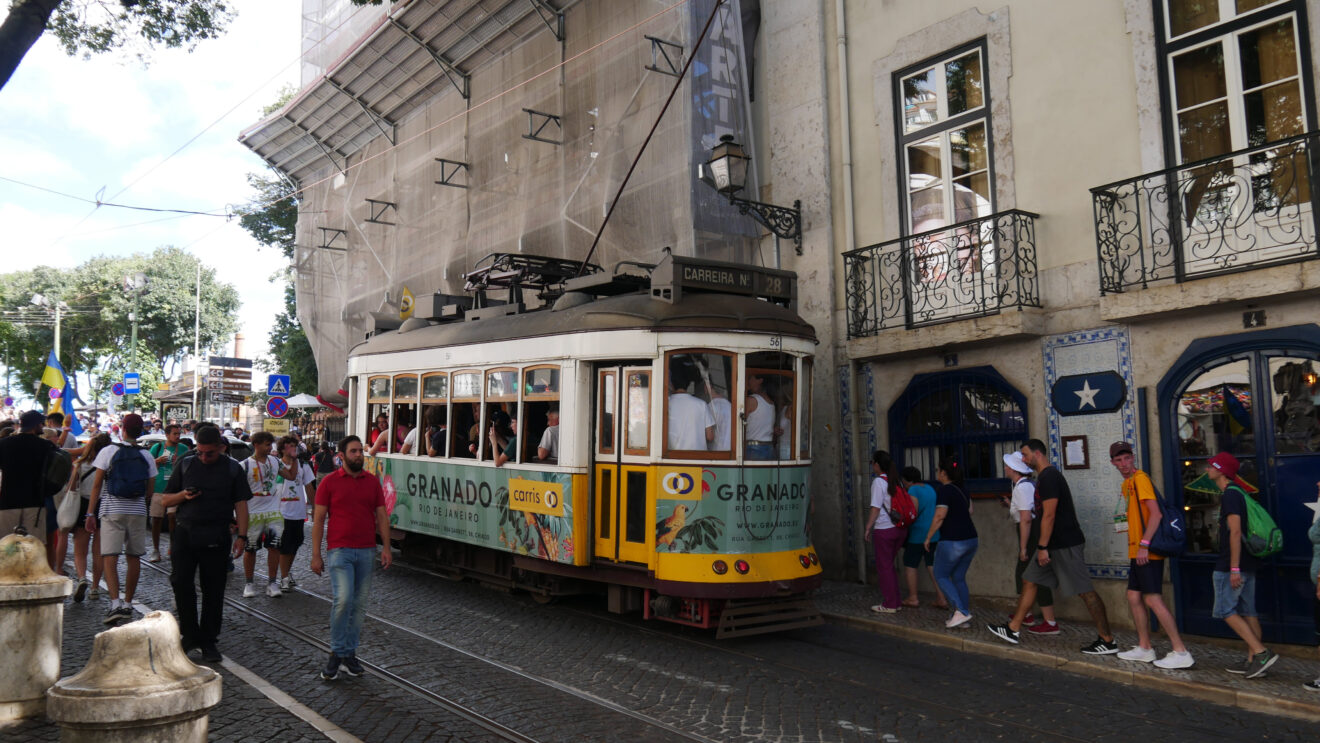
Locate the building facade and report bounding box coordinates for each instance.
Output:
[829,0,1320,643]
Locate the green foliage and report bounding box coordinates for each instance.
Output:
[94,341,164,413]
[236,171,298,259]
[259,278,317,395]
[48,1,234,60]
[672,516,725,552]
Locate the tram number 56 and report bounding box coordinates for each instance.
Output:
[769,336,781,348]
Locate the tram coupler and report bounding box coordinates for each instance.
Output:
[643,589,717,629]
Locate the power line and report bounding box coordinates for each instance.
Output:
[0,176,230,217]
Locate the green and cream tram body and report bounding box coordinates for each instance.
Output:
[346,254,822,636]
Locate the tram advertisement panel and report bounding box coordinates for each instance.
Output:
[365,457,581,565]
[655,465,810,554]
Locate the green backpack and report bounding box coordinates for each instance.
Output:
[1230,486,1283,558]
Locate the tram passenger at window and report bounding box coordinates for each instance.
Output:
[744,374,775,460]
[774,381,793,460]
[423,408,448,458]
[708,384,732,452]
[668,367,714,450]
[537,405,559,462]
[489,411,516,467]
[367,414,388,451]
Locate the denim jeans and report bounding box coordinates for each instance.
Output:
[327,547,375,657]
[934,538,979,614]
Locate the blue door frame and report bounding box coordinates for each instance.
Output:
[1157,324,1320,645]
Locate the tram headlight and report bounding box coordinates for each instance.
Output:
[734,559,750,574]
[712,560,728,575]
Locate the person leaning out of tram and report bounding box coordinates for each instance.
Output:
[744,373,775,460]
[489,411,517,467]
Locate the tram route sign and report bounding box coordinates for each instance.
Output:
[651,254,796,310]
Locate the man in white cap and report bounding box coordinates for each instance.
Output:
[1002,451,1059,635]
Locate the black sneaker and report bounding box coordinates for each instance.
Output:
[115,605,134,620]
[1226,656,1252,674]
[180,636,199,656]
[73,578,88,603]
[1245,649,1278,679]
[200,643,223,663]
[341,654,365,677]
[985,623,1020,645]
[102,606,124,625]
[1303,678,1320,692]
[1081,637,1119,655]
[321,654,342,681]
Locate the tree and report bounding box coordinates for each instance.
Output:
[0,0,234,92]
[93,341,164,413]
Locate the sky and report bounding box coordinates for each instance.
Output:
[0,1,315,404]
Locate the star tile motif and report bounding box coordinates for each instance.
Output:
[1074,380,1100,409]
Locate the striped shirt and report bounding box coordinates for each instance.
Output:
[92,442,157,516]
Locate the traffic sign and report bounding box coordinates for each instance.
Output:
[123,373,141,394]
[266,396,289,418]
[206,379,251,392]
[211,392,247,404]
[111,382,125,396]
[267,374,291,397]
[208,355,253,368]
[208,368,252,380]
[263,418,291,436]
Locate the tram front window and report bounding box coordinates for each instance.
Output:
[746,352,795,461]
[664,350,734,459]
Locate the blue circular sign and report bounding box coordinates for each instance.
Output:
[266,396,289,419]
[111,382,125,396]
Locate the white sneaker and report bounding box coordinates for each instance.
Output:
[242,582,258,598]
[148,550,162,563]
[279,576,292,591]
[1153,650,1194,669]
[1117,646,1157,663]
[945,611,973,628]
[266,581,282,598]
[287,575,297,588]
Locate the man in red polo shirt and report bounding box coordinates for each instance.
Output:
[310,435,392,680]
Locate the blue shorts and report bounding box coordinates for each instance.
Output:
[1211,570,1257,619]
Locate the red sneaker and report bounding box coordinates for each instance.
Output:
[1027,620,1060,635]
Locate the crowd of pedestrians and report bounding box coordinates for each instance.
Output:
[867,440,1320,687]
[1,405,387,681]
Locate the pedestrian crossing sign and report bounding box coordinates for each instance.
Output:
[267,374,291,397]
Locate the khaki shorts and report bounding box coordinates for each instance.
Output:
[99,513,148,557]
[148,493,178,518]
[0,507,47,544]
[1021,543,1095,597]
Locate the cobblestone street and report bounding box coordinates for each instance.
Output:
[7,543,1320,742]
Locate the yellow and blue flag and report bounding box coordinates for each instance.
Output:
[40,350,83,436]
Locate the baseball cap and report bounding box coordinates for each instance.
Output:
[19,410,46,432]
[1207,451,1253,491]
[1109,441,1134,459]
[1002,451,1032,474]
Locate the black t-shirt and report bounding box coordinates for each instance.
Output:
[1216,486,1260,573]
[1034,466,1086,550]
[165,453,252,528]
[0,433,58,509]
[935,483,977,541]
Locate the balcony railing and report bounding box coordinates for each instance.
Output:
[843,209,1041,338]
[1092,131,1320,294]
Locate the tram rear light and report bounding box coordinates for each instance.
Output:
[734,560,750,574]
[712,560,728,575]
[809,552,819,565]
[799,554,811,568]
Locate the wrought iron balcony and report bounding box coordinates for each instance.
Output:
[843,210,1041,338]
[1092,131,1320,294]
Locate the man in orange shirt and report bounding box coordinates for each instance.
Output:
[1109,441,1193,669]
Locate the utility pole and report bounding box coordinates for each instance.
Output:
[124,272,147,412]
[192,261,201,418]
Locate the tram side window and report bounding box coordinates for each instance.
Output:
[522,366,560,463]
[484,368,519,465]
[745,352,795,461]
[800,357,813,458]
[365,376,391,452]
[664,350,735,459]
[387,375,419,455]
[451,371,481,458]
[420,373,449,458]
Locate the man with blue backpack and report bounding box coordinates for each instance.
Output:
[85,413,157,626]
[1109,441,1193,669]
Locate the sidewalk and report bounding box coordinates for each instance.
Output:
[815,580,1320,723]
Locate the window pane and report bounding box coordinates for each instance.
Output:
[1169,0,1220,37]
[1237,0,1283,14]
[1239,19,1297,90]
[368,376,390,400]
[945,52,983,117]
[394,376,418,402]
[950,123,987,178]
[1176,360,1254,457]
[1244,80,1303,146]
[903,67,938,133]
[1178,101,1232,161]
[1269,356,1320,454]
[524,367,559,395]
[907,138,942,185]
[960,384,1023,432]
[953,172,992,222]
[599,372,616,455]
[453,372,480,399]
[799,358,812,458]
[626,372,650,452]
[422,374,448,400]
[666,351,734,454]
[486,370,517,399]
[910,184,946,232]
[1173,44,1227,110]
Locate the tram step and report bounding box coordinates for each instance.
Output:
[716,597,823,640]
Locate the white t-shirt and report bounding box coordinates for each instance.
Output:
[92,443,158,517]
[276,461,316,520]
[538,425,559,459]
[1009,478,1036,524]
[667,392,714,450]
[241,456,281,518]
[870,474,894,530]
[403,428,419,451]
[745,393,774,442]
[776,407,792,459]
[708,397,732,451]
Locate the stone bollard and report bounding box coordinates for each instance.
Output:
[0,532,72,721]
[47,611,222,743]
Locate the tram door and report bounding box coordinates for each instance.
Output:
[593,366,652,565]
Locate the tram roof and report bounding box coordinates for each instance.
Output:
[349,291,816,359]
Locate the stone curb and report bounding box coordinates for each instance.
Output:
[823,612,1320,723]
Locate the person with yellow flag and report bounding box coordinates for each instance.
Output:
[41,351,83,441]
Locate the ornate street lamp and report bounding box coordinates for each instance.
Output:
[702,134,802,255]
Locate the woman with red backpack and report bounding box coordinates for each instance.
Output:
[864,450,907,613]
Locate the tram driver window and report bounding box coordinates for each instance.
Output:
[745,352,795,461]
[664,350,734,459]
[522,366,560,463]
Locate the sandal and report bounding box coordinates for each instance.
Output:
[901,599,920,608]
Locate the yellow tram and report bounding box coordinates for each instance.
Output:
[347,252,822,637]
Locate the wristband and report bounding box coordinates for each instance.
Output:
[1139,540,1150,547]
[1230,567,1241,573]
